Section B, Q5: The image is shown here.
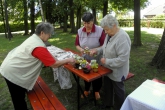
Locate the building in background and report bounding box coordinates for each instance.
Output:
[143,4,165,18]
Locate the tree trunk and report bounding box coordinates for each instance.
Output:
[76,5,81,30]
[63,12,68,32]
[4,0,13,40]
[23,0,29,35]
[30,0,35,34]
[46,0,53,23]
[151,28,165,69]
[92,8,97,24]
[69,0,76,33]
[63,0,68,32]
[0,0,7,38]
[38,0,45,22]
[103,0,108,17]
[133,0,142,46]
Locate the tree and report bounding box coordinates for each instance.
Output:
[76,4,82,30]
[23,0,29,35]
[103,0,108,17]
[4,0,13,40]
[62,0,68,32]
[69,0,76,33]
[2,0,149,37]
[92,8,97,24]
[133,0,142,46]
[110,0,148,47]
[29,0,35,34]
[150,5,165,69]
[38,0,45,22]
[0,0,7,38]
[86,0,103,24]
[151,29,165,69]
[45,0,53,23]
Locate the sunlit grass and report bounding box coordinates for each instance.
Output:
[49,38,60,42]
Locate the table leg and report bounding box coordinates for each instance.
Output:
[72,73,85,110]
[72,73,94,109]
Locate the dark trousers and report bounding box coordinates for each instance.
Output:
[103,76,125,110]
[4,78,28,110]
[84,77,102,92]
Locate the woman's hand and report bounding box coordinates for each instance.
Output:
[100,58,106,65]
[67,58,76,65]
[76,46,84,55]
[80,48,84,55]
[89,49,97,56]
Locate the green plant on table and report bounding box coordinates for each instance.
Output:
[73,54,84,69]
[80,59,87,68]
[91,63,98,69]
[90,60,98,72]
[73,54,84,64]
[81,62,91,73]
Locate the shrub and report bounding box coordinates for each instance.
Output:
[118,19,165,28]
[0,21,40,33]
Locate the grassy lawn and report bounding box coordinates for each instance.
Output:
[0,28,165,110]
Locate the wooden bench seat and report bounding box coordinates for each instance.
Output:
[152,78,165,84]
[125,72,134,81]
[27,76,66,110]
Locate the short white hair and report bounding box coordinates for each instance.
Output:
[100,14,119,28]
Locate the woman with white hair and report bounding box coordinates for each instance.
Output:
[90,14,131,110]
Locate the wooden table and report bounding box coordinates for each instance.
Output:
[64,63,111,82]
[64,48,112,110]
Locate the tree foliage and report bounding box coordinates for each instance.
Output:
[110,0,149,11]
[6,0,25,22]
[0,0,150,26]
[1,0,150,35]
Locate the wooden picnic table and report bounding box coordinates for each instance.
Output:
[63,48,112,110]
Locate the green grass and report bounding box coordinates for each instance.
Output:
[0,28,165,110]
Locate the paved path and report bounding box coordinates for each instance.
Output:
[0,27,164,35]
[122,27,164,35]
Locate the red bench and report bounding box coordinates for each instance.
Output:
[152,78,165,84]
[27,76,66,110]
[125,72,134,81]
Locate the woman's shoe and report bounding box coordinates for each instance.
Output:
[81,91,90,98]
[95,92,100,100]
